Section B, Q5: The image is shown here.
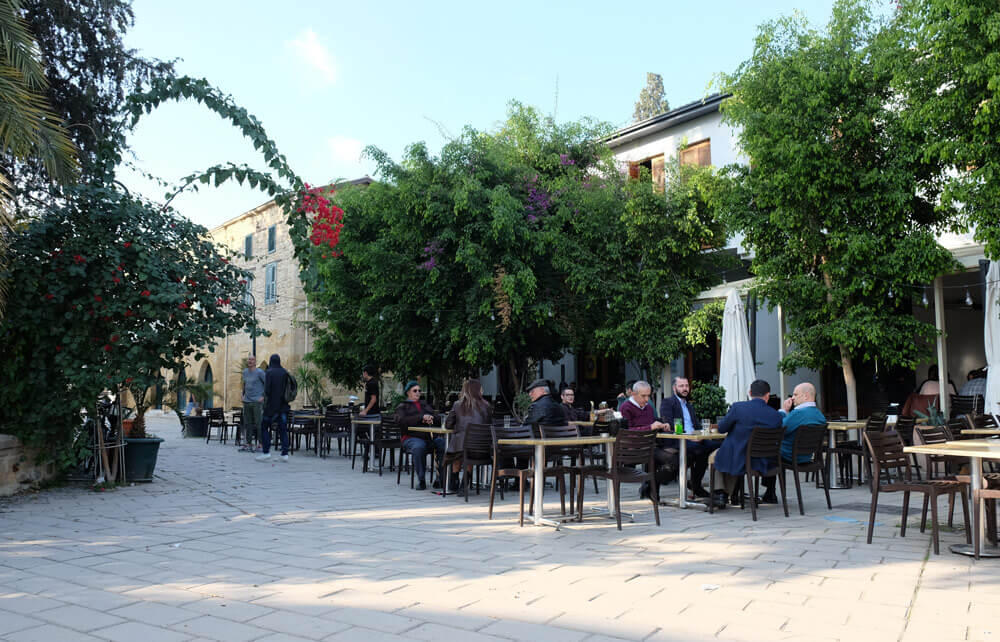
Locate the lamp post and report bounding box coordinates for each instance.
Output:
[246,290,257,356]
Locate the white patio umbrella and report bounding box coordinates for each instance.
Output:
[718,288,756,406]
[985,260,1000,415]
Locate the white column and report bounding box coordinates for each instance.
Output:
[777,304,787,400]
[934,276,950,419]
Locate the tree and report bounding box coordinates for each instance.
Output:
[633,72,670,122]
[887,0,1000,259]
[719,0,958,419]
[0,178,254,463]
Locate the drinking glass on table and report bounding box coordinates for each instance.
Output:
[701,419,710,433]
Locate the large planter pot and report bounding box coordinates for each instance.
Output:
[184,415,208,438]
[124,437,164,482]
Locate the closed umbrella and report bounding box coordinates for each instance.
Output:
[985,261,1000,415]
[719,288,756,406]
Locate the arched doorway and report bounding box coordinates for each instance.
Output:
[175,370,188,410]
[200,362,214,409]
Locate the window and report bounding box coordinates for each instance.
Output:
[243,275,254,306]
[628,155,666,192]
[679,139,711,167]
[267,225,276,253]
[244,234,253,260]
[264,262,277,303]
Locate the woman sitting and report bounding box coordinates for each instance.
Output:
[445,378,492,493]
[394,381,443,490]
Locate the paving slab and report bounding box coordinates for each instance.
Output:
[0,412,995,642]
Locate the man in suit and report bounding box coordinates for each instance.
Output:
[711,379,782,507]
[779,382,827,464]
[659,377,722,498]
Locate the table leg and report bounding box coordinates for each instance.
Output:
[606,439,615,515]
[824,429,849,490]
[349,420,357,460]
[950,457,1000,558]
[316,418,321,457]
[444,434,450,496]
[531,443,559,528]
[678,439,688,509]
[368,424,376,471]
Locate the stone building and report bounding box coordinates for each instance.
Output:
[176,179,371,411]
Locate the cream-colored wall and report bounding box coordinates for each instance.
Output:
[176,200,355,409]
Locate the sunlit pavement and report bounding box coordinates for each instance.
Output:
[0,411,996,642]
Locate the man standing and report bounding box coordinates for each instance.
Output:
[659,377,721,499]
[523,379,565,427]
[240,354,265,451]
[779,382,826,464]
[619,381,676,499]
[712,379,782,506]
[359,364,380,418]
[256,354,291,463]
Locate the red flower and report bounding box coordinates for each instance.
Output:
[111,335,119,343]
[103,344,112,352]
[112,277,120,284]
[123,242,131,248]
[55,345,61,352]
[141,290,151,297]
[73,254,85,264]
[44,293,54,300]
[94,295,102,302]
[125,310,135,317]
[125,377,133,383]
[178,302,188,310]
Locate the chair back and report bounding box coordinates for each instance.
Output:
[864,429,911,482]
[917,423,951,445]
[539,424,579,439]
[492,423,533,459]
[894,416,916,445]
[947,416,976,440]
[951,394,984,417]
[613,429,657,468]
[747,426,783,459]
[231,407,243,422]
[375,418,401,442]
[464,423,494,460]
[865,415,888,434]
[790,424,827,463]
[322,411,351,432]
[207,407,226,426]
[965,412,999,430]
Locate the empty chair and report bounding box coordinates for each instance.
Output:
[780,423,832,515]
[206,407,227,444]
[575,429,660,530]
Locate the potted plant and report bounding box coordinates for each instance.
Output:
[690,380,729,424]
[163,376,216,438]
[122,375,165,482]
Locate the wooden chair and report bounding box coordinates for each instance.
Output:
[915,423,961,479]
[453,423,493,502]
[863,430,970,555]
[950,394,984,419]
[373,419,402,476]
[206,407,227,444]
[893,416,921,479]
[575,429,660,530]
[538,423,585,514]
[780,423,832,515]
[319,411,351,457]
[745,426,789,520]
[228,407,243,445]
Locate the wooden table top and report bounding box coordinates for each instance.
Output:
[569,420,595,427]
[656,431,724,441]
[827,421,867,431]
[294,414,325,420]
[407,426,453,434]
[904,439,1000,460]
[498,436,615,447]
[352,418,381,424]
[961,429,1000,436]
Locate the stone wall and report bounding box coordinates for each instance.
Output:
[0,434,57,497]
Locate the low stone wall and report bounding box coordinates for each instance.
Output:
[0,434,57,496]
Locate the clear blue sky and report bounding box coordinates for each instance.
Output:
[121,0,844,229]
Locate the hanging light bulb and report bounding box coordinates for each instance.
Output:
[547,309,553,318]
[489,313,495,321]
[922,288,929,307]
[664,291,670,300]
[965,288,973,307]
[434,313,440,324]
[606,301,611,309]
[378,313,384,321]
[888,287,894,299]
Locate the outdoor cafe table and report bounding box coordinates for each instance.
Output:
[825,420,867,489]
[497,435,616,529]
[406,425,454,492]
[351,417,381,469]
[962,429,1000,437]
[656,431,724,510]
[904,438,1000,558]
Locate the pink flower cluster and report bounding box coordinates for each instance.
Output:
[300,184,344,253]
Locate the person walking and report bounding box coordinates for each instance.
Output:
[256,354,291,462]
[240,354,265,451]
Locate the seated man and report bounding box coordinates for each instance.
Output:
[959,367,988,398]
[559,386,589,424]
[395,381,444,491]
[779,382,827,464]
[659,376,722,499]
[620,380,677,498]
[523,379,565,428]
[712,379,782,507]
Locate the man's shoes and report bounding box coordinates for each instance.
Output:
[758,492,778,504]
[431,479,442,489]
[255,453,271,462]
[711,490,728,509]
[730,489,743,506]
[417,479,427,490]
[688,483,710,498]
[279,454,289,463]
[447,477,460,493]
[639,481,651,500]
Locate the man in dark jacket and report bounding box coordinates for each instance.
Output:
[523,379,564,428]
[256,354,291,462]
[559,386,589,424]
[659,377,721,498]
[712,379,782,506]
[395,380,443,490]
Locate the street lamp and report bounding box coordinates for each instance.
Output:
[245,289,257,356]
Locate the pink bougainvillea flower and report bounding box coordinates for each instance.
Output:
[123,242,132,248]
[141,290,151,297]
[44,293,54,300]
[178,302,188,310]
[103,344,112,352]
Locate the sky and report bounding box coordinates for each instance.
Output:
[120,0,845,230]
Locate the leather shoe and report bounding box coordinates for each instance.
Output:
[639,481,651,499]
[711,490,728,509]
[758,492,778,504]
[417,479,427,490]
[688,483,710,498]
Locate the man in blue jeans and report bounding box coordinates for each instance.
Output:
[394,381,444,490]
[256,354,290,463]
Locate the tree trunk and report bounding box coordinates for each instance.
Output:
[839,346,858,420]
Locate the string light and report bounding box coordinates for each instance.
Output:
[965,288,973,307]
[922,288,929,307]
[664,291,670,300]
[888,287,894,299]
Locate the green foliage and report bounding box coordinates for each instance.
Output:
[633,72,670,121]
[0,181,253,464]
[914,398,945,427]
[887,0,1000,259]
[718,0,959,392]
[689,380,728,421]
[294,364,327,406]
[163,377,217,437]
[683,299,726,348]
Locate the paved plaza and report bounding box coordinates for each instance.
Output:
[0,412,996,642]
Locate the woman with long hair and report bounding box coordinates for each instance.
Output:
[445,378,491,491]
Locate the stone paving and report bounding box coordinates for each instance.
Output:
[0,412,996,642]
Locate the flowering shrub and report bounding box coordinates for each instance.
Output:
[301,183,344,253]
